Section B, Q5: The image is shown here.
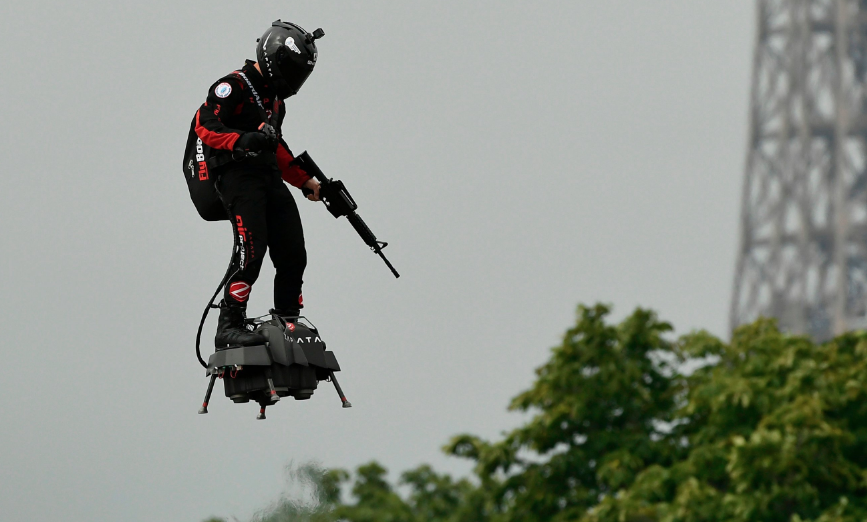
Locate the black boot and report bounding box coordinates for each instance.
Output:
[215,301,266,349]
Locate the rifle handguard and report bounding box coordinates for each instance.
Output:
[289,151,400,278]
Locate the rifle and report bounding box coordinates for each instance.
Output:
[291,151,400,278]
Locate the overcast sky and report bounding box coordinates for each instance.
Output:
[0,2,754,521]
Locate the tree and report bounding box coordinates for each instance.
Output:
[219,463,346,522]
[332,462,476,522]
[586,318,867,522]
[444,304,681,521]
[331,461,414,522]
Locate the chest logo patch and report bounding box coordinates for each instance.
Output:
[285,37,301,54]
[214,82,232,98]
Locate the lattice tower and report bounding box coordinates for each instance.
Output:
[731,0,867,339]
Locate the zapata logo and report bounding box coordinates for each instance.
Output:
[229,282,251,302]
[285,37,301,54]
[287,322,296,332]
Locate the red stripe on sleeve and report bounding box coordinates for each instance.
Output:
[277,145,311,188]
[195,110,241,151]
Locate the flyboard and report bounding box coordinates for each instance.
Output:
[195,151,398,419]
[199,313,350,419]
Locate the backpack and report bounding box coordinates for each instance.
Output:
[182,118,230,222]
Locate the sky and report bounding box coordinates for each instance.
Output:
[0,2,754,521]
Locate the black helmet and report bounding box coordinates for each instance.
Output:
[256,20,324,99]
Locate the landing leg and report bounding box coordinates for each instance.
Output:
[329,371,352,408]
[267,377,281,403]
[199,373,218,414]
[257,401,268,420]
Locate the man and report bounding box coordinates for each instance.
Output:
[189,20,324,348]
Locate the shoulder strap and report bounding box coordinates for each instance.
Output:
[232,71,272,126]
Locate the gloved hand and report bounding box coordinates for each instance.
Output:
[234,123,278,154]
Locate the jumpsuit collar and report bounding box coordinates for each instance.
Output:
[241,59,275,100]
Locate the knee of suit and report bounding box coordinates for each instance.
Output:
[241,236,268,268]
[274,247,307,272]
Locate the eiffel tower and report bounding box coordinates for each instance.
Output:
[731,0,867,339]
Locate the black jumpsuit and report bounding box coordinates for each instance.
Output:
[192,60,311,311]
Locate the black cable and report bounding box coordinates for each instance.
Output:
[195,252,237,368]
[195,186,240,368]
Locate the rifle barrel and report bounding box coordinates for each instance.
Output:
[378,250,400,278]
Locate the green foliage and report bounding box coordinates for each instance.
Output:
[207,304,867,522]
[332,461,477,522]
[586,318,867,522]
[332,461,414,522]
[444,304,681,521]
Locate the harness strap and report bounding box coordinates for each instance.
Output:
[206,151,277,170]
[233,71,272,126]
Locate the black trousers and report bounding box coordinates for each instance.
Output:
[217,164,306,311]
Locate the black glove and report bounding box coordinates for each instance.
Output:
[259,123,278,143]
[234,123,278,154]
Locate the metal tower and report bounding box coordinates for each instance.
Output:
[731,0,867,339]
